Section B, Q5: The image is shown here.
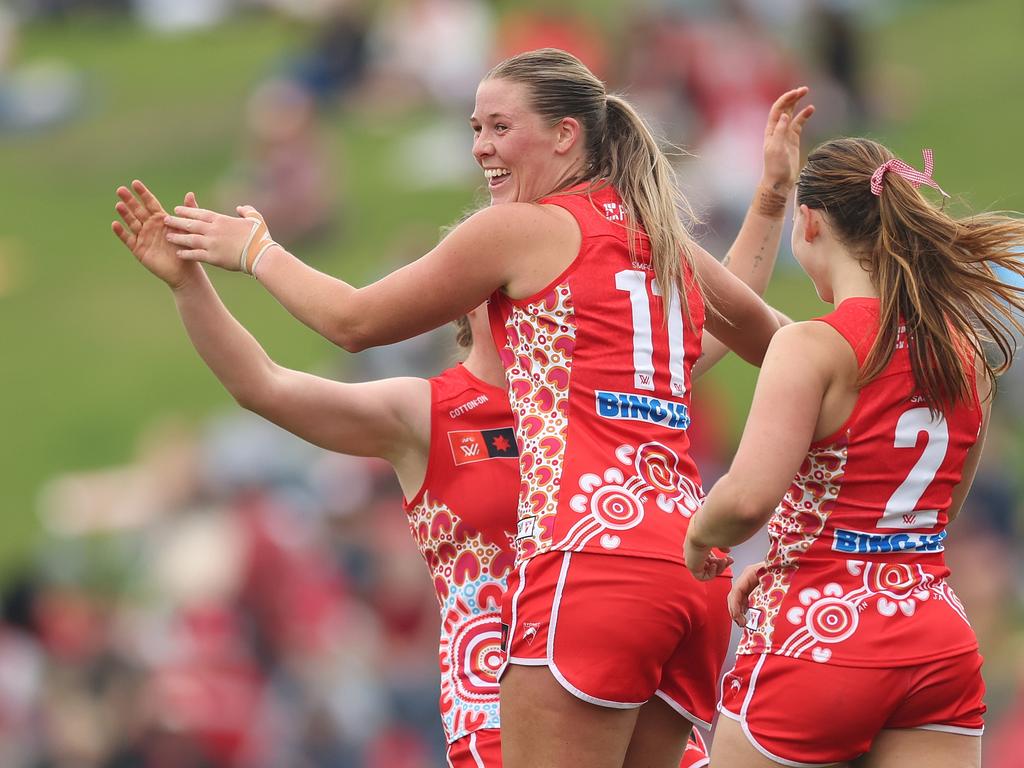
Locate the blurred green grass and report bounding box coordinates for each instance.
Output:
[1,0,1021,570]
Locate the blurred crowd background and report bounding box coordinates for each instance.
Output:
[1,0,1022,766]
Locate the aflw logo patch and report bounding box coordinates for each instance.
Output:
[448,428,519,466]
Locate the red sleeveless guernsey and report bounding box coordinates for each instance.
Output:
[738,297,982,666]
[402,364,519,742]
[489,185,706,565]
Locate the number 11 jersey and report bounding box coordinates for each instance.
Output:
[489,184,707,566]
[739,297,982,667]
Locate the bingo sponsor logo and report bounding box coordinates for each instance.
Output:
[832,528,947,555]
[595,390,690,430]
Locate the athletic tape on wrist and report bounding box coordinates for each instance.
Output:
[239,214,277,276]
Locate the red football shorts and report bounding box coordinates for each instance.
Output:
[447,728,501,768]
[500,550,731,729]
[680,726,709,768]
[719,650,986,765]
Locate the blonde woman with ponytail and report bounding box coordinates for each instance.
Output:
[151,49,811,767]
[686,138,1024,768]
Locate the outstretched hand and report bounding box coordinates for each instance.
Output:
[112,180,201,289]
[761,86,815,193]
[163,202,276,276]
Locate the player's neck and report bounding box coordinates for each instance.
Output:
[463,343,507,388]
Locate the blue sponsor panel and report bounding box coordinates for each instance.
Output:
[595,390,690,430]
[832,527,947,555]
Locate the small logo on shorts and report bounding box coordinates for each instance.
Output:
[523,622,542,645]
[726,674,742,694]
[516,516,537,541]
[745,608,763,630]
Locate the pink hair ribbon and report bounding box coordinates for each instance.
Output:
[870,148,949,198]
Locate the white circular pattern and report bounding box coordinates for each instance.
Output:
[451,614,503,702]
[804,598,859,643]
[589,485,645,530]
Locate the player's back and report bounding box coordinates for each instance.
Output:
[740,297,982,665]
[490,184,707,565]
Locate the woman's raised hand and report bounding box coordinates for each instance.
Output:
[761,86,815,195]
[112,180,201,290]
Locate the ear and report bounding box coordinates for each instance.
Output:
[553,117,582,155]
[800,204,821,243]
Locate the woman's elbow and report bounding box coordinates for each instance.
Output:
[718,477,775,528]
[325,318,371,353]
[229,367,281,414]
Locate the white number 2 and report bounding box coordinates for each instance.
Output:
[879,407,949,529]
[614,269,687,397]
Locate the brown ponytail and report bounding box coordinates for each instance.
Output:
[485,48,699,323]
[453,314,473,349]
[797,137,1024,409]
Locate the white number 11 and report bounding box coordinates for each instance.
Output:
[614,269,687,397]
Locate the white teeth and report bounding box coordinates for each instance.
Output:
[485,168,510,179]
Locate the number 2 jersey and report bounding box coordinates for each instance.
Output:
[402,364,519,743]
[488,184,707,566]
[739,297,982,666]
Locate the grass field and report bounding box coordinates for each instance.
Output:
[1,0,1021,570]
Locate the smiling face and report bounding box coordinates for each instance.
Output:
[471,78,580,205]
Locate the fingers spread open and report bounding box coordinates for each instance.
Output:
[791,105,815,132]
[117,185,147,222]
[111,221,135,249]
[115,201,142,234]
[131,180,166,216]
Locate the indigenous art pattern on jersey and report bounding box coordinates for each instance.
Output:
[737,298,981,668]
[491,184,707,566]
[498,284,577,560]
[561,441,703,552]
[402,364,519,743]
[407,494,513,740]
[740,442,846,654]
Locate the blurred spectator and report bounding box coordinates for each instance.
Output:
[494,7,609,80]
[215,77,337,247]
[132,0,232,33]
[273,0,373,106]
[0,6,82,133]
[360,0,494,113]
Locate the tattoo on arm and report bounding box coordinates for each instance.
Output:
[753,231,771,269]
